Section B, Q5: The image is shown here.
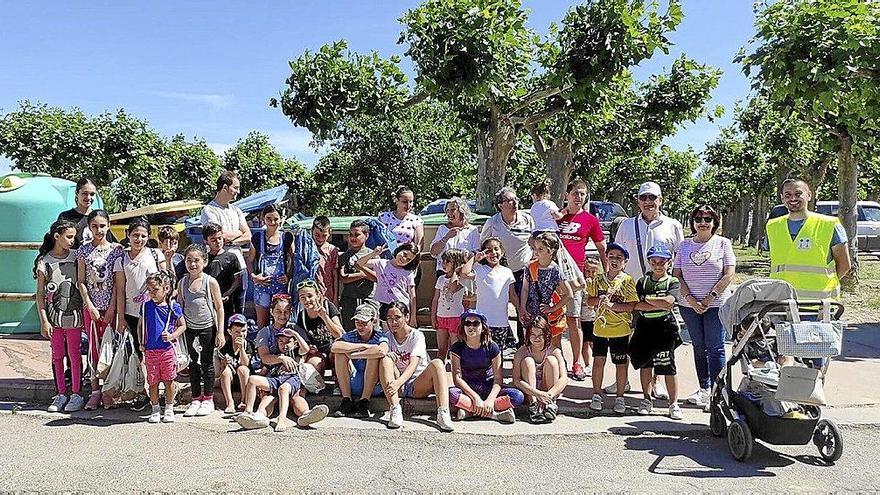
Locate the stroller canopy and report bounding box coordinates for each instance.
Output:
[719,278,797,337]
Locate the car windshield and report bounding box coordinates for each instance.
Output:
[591,202,625,222]
[862,206,880,222]
[816,204,838,216]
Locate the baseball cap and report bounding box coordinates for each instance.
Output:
[646,244,673,260]
[637,181,662,197]
[352,303,379,322]
[228,314,247,327]
[276,326,297,338]
[606,242,630,259]
[459,309,487,324]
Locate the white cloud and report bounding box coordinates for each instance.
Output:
[148,91,235,109]
[263,128,317,154]
[0,155,13,174]
[207,142,233,156]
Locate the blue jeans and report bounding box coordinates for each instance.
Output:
[680,306,726,389]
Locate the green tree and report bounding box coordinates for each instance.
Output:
[739,0,880,284]
[165,134,223,203]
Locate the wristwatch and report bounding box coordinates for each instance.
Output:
[709,290,719,298]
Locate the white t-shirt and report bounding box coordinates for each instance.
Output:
[201,200,248,267]
[113,248,163,317]
[386,328,428,378]
[430,224,480,272]
[434,274,466,318]
[473,264,515,328]
[614,214,684,280]
[530,199,561,233]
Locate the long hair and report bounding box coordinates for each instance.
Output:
[33,220,77,279]
[145,270,174,306]
[528,315,552,351]
[479,236,508,267]
[393,243,420,271]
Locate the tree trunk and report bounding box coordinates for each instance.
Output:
[837,132,859,289]
[748,193,767,248]
[545,138,574,206]
[474,111,517,214]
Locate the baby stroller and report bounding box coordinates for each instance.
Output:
[710,278,845,462]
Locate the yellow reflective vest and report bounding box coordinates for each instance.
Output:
[766,212,841,300]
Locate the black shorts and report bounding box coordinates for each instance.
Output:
[630,315,680,374]
[593,336,629,365]
[581,320,594,343]
[124,314,143,360]
[640,349,677,375]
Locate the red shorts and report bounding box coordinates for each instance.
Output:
[145,347,177,385]
[436,316,461,335]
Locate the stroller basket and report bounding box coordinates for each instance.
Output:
[732,393,819,445]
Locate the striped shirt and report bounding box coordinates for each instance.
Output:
[673,235,736,308]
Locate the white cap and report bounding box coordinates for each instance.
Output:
[637,181,662,197]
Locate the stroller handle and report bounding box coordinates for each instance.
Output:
[757,300,845,321]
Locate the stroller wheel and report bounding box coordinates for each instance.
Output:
[813,419,843,463]
[709,403,726,437]
[727,418,753,462]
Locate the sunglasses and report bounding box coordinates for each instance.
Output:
[463,320,481,327]
[638,194,658,201]
[693,216,714,224]
[271,293,291,301]
[296,280,318,290]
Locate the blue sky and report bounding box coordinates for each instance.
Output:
[0,1,756,174]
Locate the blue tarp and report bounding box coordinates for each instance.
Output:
[232,184,289,214]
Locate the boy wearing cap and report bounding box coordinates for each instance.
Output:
[218,314,254,414]
[630,245,683,420]
[236,324,329,432]
[332,302,389,418]
[586,242,638,414]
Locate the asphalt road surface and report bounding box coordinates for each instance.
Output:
[1,412,878,493]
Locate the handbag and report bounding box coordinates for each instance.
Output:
[172,337,190,373]
[775,365,827,405]
[298,362,326,394]
[102,330,131,398]
[95,323,118,379]
[121,341,144,402]
[776,300,843,358]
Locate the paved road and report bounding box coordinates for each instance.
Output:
[1,411,878,493]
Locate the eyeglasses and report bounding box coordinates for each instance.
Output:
[693,216,714,224]
[501,197,519,204]
[386,314,404,322]
[296,280,318,290]
[638,194,658,202]
[463,320,481,327]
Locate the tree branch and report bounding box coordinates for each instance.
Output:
[511,104,566,128]
[400,91,429,110]
[508,85,570,117]
[523,123,547,160]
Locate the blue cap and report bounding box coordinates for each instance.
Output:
[228,314,247,327]
[646,244,673,260]
[606,242,629,259]
[459,309,487,324]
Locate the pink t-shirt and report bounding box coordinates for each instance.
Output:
[369,259,416,305]
[673,235,736,308]
[557,210,604,267]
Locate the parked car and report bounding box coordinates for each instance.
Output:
[766,201,880,255]
[419,198,478,216]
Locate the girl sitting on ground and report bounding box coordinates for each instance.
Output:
[293,280,344,378]
[512,316,569,424]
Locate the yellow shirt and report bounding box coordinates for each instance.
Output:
[587,272,638,338]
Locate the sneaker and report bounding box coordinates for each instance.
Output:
[582,365,592,377]
[84,391,102,411]
[236,411,270,430]
[456,408,468,420]
[604,381,631,395]
[48,394,68,413]
[436,407,455,432]
[64,394,84,412]
[669,403,683,420]
[355,398,372,419]
[589,394,603,411]
[571,363,588,381]
[148,406,161,424]
[196,399,215,416]
[543,401,559,422]
[493,408,516,424]
[183,400,202,417]
[613,397,626,414]
[637,398,653,416]
[130,395,150,412]
[387,404,403,429]
[686,388,710,406]
[163,406,176,423]
[297,405,329,427]
[652,380,669,401]
[528,403,545,424]
[334,397,354,417]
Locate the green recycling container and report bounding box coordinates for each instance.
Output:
[0,173,105,334]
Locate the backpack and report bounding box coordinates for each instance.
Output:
[42,255,84,329]
[363,218,398,260]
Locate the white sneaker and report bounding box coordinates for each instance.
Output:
[297,405,329,427]
[148,406,161,424]
[493,408,516,424]
[456,408,468,420]
[183,400,201,417]
[652,380,669,401]
[436,407,455,432]
[613,397,626,414]
[604,381,631,394]
[196,399,214,416]
[235,411,270,430]
[590,394,603,411]
[48,395,67,412]
[669,403,683,420]
[162,406,176,423]
[64,394,84,412]
[387,404,403,429]
[686,388,710,406]
[637,398,653,415]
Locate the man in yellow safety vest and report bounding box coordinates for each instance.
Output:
[765,178,851,300]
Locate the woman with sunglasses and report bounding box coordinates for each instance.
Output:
[672,205,736,408]
[293,279,344,375]
[448,310,524,424]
